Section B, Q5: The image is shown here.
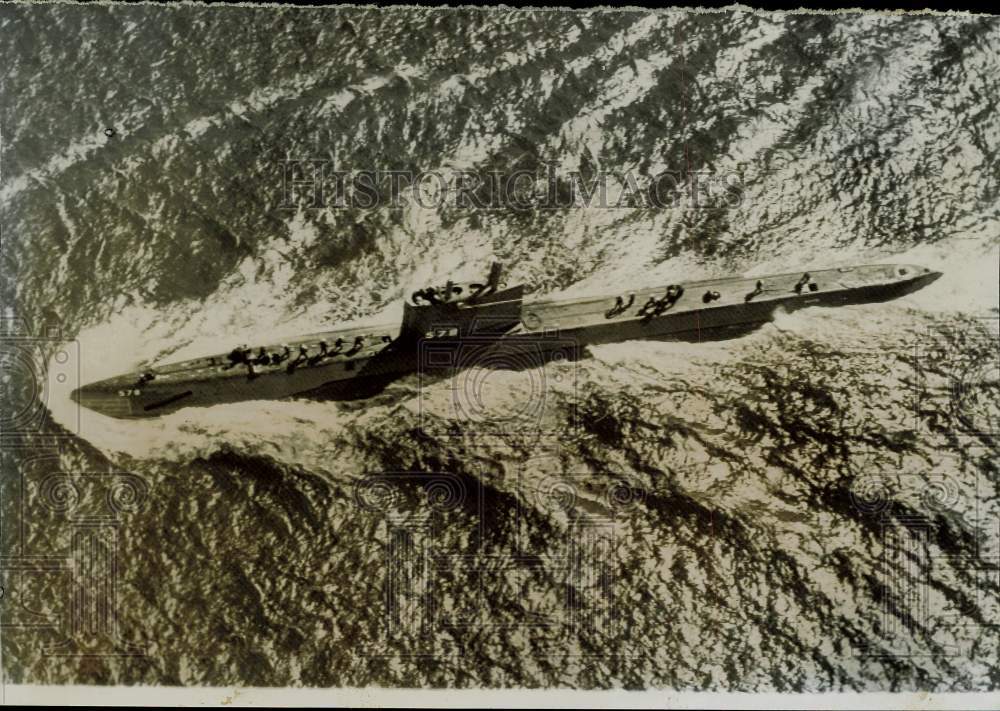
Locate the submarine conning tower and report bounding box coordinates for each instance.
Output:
[400,262,525,340]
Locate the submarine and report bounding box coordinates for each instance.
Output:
[71,262,942,419]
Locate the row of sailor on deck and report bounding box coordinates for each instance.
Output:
[605,284,685,319]
[224,335,375,377]
[603,273,818,318]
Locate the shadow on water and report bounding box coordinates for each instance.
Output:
[302,320,771,404]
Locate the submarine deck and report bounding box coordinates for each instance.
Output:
[89,263,936,391]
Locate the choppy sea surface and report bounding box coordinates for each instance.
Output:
[1,4,999,691]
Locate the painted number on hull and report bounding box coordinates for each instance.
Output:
[425,327,459,338]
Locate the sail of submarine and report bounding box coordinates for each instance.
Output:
[71,262,942,419]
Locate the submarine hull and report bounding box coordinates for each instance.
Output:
[71,264,942,419]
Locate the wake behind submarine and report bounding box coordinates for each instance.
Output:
[72,262,942,419]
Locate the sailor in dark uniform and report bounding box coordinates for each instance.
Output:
[223,346,242,368]
[286,344,310,373]
[637,296,658,317]
[347,335,365,355]
[271,345,291,365]
[227,344,256,377]
[309,340,330,366]
[224,343,251,370]
[605,292,636,318]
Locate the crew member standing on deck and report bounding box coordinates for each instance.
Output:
[224,344,249,370]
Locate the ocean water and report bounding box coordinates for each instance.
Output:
[1,4,999,691]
